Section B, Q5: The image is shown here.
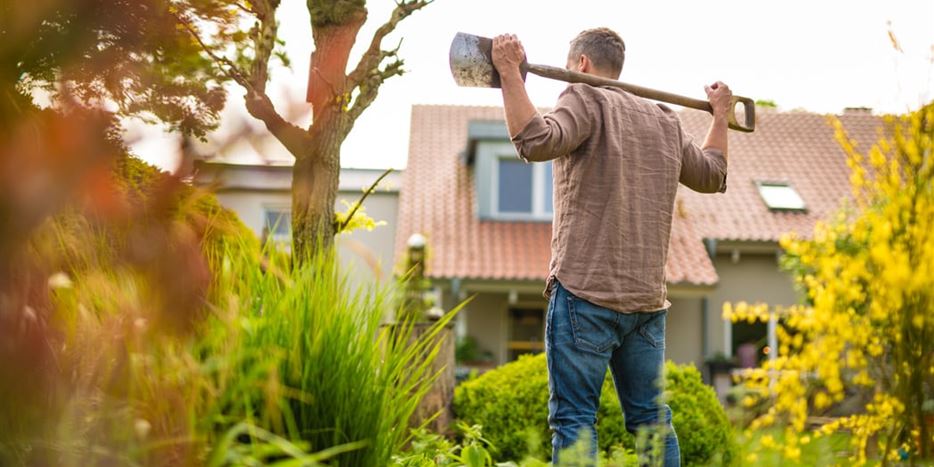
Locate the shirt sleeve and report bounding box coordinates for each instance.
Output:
[679,124,728,194]
[510,85,593,162]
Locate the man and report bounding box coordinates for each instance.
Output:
[491,28,731,466]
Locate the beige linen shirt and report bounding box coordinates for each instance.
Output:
[511,83,727,313]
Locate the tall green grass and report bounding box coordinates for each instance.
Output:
[2,191,457,466]
[209,242,459,466]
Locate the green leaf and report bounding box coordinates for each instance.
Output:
[461,445,489,467]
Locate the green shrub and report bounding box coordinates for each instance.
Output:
[453,354,551,460]
[662,363,736,465]
[453,354,735,465]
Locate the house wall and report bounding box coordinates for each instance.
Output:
[704,251,800,359]
[461,293,511,365]
[333,191,400,284]
[212,189,400,287]
[444,285,707,369]
[212,191,291,235]
[666,297,704,368]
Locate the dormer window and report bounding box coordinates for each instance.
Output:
[473,140,552,221]
[756,182,806,212]
[494,156,553,219]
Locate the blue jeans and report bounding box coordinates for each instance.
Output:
[547,281,680,466]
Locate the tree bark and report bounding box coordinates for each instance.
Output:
[291,127,342,261]
[306,11,366,124]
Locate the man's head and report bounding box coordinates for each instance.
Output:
[566,28,625,79]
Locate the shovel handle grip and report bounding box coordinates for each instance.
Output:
[525,64,756,133]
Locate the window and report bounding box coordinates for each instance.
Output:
[756,182,806,212]
[498,159,533,213]
[492,156,553,220]
[473,140,554,221]
[507,307,545,361]
[263,207,291,243]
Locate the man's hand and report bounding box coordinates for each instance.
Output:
[701,81,731,160]
[704,81,732,121]
[492,34,526,80]
[492,34,536,137]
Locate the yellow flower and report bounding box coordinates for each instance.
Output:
[760,434,775,448]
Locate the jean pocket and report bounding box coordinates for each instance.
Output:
[638,309,667,349]
[566,295,617,354]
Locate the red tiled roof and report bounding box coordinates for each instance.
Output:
[395,105,882,285]
[399,105,708,286]
[676,109,883,242]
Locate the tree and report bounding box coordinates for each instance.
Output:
[0,0,238,138]
[174,0,431,260]
[725,104,934,465]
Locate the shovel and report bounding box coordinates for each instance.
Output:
[449,32,756,133]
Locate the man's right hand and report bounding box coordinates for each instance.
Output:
[704,81,732,120]
[701,81,731,162]
[492,34,526,80]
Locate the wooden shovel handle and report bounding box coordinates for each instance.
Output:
[524,63,756,133]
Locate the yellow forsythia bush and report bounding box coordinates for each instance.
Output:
[725,104,934,465]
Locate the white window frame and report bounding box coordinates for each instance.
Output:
[262,205,292,244]
[754,181,807,212]
[491,152,553,221]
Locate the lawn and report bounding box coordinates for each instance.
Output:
[732,428,857,467]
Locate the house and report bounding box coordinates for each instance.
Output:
[393,104,883,373]
[193,104,884,380]
[192,161,403,288]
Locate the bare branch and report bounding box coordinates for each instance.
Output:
[340,1,430,127]
[346,0,430,88]
[343,51,405,126]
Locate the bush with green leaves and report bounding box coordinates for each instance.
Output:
[453,354,735,465]
[391,423,638,467]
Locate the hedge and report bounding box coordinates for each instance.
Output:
[453,354,735,465]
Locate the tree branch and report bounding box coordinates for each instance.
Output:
[232,2,257,15]
[172,11,252,90]
[175,2,308,158]
[346,0,431,89]
[343,53,405,126]
[248,0,279,94]
[340,0,431,127]
[244,92,310,157]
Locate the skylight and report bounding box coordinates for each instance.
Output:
[756,182,806,211]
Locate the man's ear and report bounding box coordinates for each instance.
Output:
[578,54,591,73]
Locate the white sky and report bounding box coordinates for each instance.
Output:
[130,0,934,172]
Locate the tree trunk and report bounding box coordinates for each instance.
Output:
[291,129,342,262]
[306,12,365,125]
[283,12,364,263]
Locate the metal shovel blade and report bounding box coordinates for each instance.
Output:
[449,32,505,88]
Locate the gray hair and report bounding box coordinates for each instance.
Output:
[569,28,626,78]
